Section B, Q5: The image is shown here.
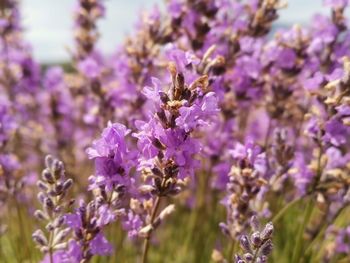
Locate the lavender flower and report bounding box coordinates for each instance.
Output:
[32,155,74,260]
[64,200,113,262]
[86,122,134,192]
[220,142,268,240]
[73,0,105,60]
[235,216,274,263]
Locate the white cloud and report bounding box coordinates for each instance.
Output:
[21,0,339,63]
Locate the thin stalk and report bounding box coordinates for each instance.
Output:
[263,118,272,176]
[48,228,54,263]
[228,240,236,261]
[311,143,323,191]
[141,196,162,263]
[305,204,348,260]
[291,198,313,263]
[15,199,32,263]
[272,197,303,223]
[4,205,20,262]
[49,248,54,263]
[252,247,260,263]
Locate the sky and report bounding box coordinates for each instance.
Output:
[21,0,330,63]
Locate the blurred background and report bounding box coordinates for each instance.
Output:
[22,0,330,63]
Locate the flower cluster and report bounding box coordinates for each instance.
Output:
[219,142,268,240]
[32,156,73,259]
[235,216,274,263]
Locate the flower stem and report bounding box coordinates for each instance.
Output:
[15,199,32,263]
[291,198,313,263]
[49,249,54,263]
[141,196,162,263]
[272,197,303,223]
[228,240,235,261]
[304,204,349,260]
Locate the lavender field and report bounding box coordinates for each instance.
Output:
[0,0,350,262]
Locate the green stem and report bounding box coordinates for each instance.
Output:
[291,198,313,263]
[141,196,161,263]
[305,204,348,260]
[272,197,303,223]
[15,199,32,263]
[228,240,236,261]
[49,248,54,263]
[48,230,54,263]
[311,143,323,191]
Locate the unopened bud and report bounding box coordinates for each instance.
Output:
[244,253,254,261]
[45,155,54,169]
[32,230,48,246]
[158,204,175,221]
[63,179,73,191]
[37,180,48,191]
[34,210,47,221]
[42,169,54,184]
[53,228,70,244]
[240,235,252,253]
[250,231,261,247]
[139,224,153,238]
[44,197,54,209]
[261,222,273,240]
[260,239,273,256]
[46,223,54,232]
[53,242,67,250]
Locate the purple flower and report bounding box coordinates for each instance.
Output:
[229,141,267,176]
[142,77,163,105]
[65,200,113,261]
[324,118,350,146]
[303,72,324,91]
[78,57,101,78]
[167,0,184,18]
[290,153,315,195]
[276,48,297,69]
[122,211,143,240]
[176,92,219,132]
[86,122,134,191]
[90,233,113,255]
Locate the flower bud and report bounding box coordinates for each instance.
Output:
[45,155,54,169]
[42,169,54,184]
[46,223,55,232]
[139,224,153,238]
[32,230,48,246]
[250,215,260,231]
[158,204,175,221]
[53,242,67,250]
[63,178,73,191]
[54,216,65,228]
[260,239,273,256]
[261,222,273,240]
[250,231,261,247]
[37,192,46,204]
[244,253,254,261]
[52,160,64,179]
[240,235,252,253]
[37,180,48,191]
[34,210,47,221]
[40,246,49,253]
[44,197,54,210]
[53,228,70,244]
